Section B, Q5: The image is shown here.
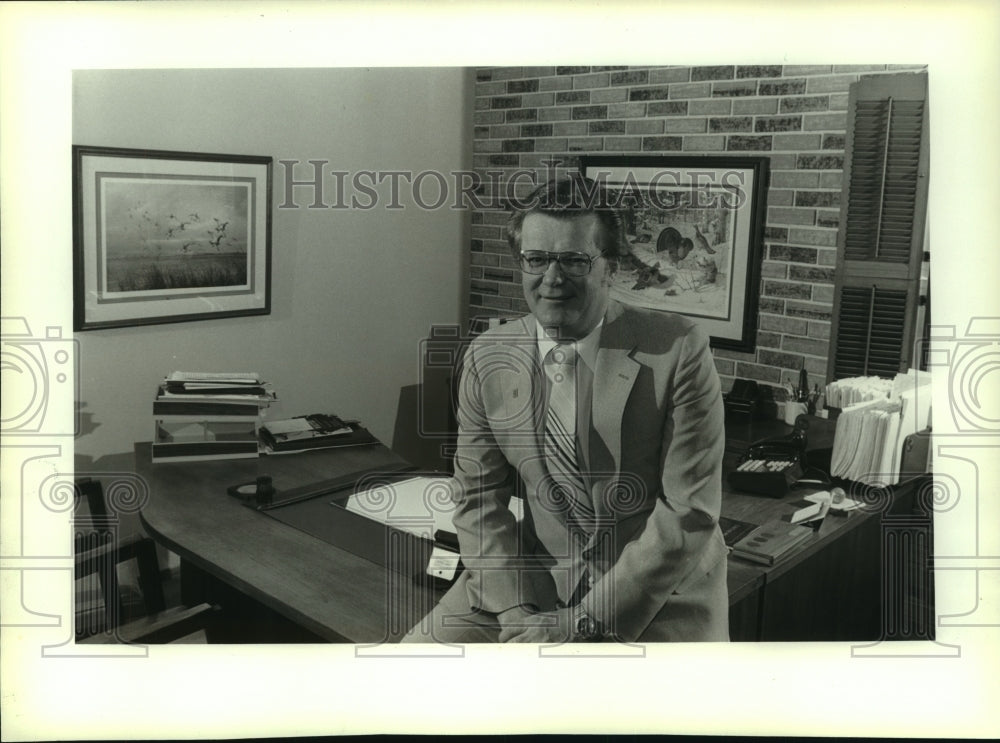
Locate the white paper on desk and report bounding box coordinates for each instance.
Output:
[344,476,457,540]
[427,546,461,581]
[344,474,524,564]
[791,501,824,524]
[805,490,861,512]
[344,475,525,536]
[264,418,316,435]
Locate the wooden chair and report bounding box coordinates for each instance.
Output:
[74,477,217,643]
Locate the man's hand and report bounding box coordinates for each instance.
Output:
[496,605,573,643]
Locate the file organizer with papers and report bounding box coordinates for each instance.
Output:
[828,370,931,486]
[152,371,275,462]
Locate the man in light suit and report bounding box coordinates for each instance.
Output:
[404,177,728,643]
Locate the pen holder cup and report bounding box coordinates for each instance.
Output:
[783,401,808,426]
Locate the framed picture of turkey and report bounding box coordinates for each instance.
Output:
[580,155,768,352]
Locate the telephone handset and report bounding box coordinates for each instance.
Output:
[744,436,806,465]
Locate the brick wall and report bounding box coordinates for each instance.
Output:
[468,64,926,403]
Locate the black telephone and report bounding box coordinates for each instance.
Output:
[727,419,809,498]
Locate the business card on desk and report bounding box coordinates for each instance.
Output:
[427,546,461,581]
[790,500,825,525]
[805,490,862,513]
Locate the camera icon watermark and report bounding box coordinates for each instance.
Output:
[1,317,79,437]
[920,316,1000,436]
[347,470,467,657]
[415,324,467,445]
[416,322,545,447]
[850,317,1000,658]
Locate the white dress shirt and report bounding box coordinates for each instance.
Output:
[535,319,604,475]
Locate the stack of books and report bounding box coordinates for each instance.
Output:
[152,372,276,463]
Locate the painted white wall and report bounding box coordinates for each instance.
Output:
[72,68,472,459]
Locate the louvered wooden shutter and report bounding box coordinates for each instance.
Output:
[828,72,929,382]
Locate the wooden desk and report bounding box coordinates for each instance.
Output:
[120,417,930,643]
[721,416,932,641]
[129,442,439,643]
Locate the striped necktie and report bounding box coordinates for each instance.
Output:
[543,343,595,520]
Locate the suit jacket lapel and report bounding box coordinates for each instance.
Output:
[591,301,641,494]
[483,305,642,523]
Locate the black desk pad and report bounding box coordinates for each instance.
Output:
[254,466,440,579]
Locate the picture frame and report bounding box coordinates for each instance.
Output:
[580,155,768,352]
[73,145,272,331]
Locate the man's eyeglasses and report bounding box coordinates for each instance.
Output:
[519,251,600,277]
